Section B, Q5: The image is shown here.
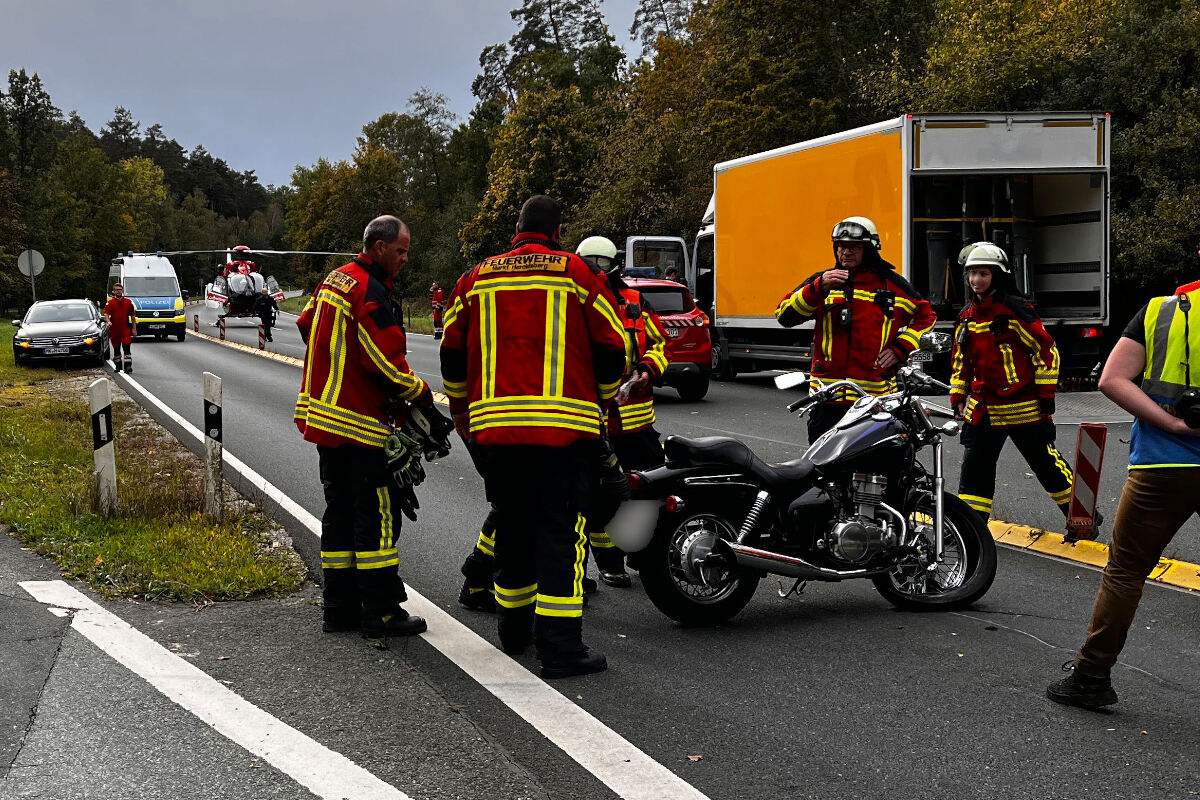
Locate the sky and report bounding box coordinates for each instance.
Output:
[0,0,643,187]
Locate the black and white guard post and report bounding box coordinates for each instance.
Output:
[203,371,223,518]
[89,378,117,514]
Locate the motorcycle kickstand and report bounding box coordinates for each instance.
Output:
[777,578,806,600]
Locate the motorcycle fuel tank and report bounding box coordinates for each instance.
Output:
[804,414,906,469]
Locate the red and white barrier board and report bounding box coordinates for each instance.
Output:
[1066,423,1107,541]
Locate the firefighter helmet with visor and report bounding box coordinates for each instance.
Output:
[831,216,882,251]
[577,236,620,274]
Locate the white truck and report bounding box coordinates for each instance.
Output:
[663,111,1112,378]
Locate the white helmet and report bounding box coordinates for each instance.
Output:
[577,235,619,273]
[958,242,1011,274]
[831,216,881,251]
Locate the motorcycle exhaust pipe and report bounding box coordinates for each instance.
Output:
[716,540,887,581]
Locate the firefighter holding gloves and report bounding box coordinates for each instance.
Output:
[775,216,936,442]
[295,215,436,639]
[440,195,627,679]
[950,242,1073,525]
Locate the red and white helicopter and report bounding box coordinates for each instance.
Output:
[205,245,285,319]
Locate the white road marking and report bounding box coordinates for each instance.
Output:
[112,373,711,800]
[20,580,410,800]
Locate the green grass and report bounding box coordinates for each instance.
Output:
[278,293,310,314]
[280,295,436,334]
[0,325,306,602]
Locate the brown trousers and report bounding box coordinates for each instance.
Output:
[1076,467,1200,675]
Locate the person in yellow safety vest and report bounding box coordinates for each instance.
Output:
[575,235,669,588]
[1049,264,1200,711]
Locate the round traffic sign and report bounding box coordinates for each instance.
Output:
[17,249,45,277]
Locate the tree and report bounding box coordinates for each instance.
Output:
[1,69,61,186]
[629,0,698,55]
[99,106,141,162]
[116,157,168,250]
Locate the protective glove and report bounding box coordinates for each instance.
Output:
[385,430,427,489]
[1039,397,1056,417]
[395,485,420,521]
[403,402,455,461]
[597,436,631,503]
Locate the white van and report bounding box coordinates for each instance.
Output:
[108,253,186,341]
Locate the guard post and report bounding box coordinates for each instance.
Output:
[203,372,223,518]
[1065,423,1107,542]
[89,378,117,514]
[258,323,265,350]
[218,317,226,340]
[193,314,199,332]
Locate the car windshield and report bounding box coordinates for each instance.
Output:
[121,276,179,296]
[26,304,94,323]
[639,287,695,315]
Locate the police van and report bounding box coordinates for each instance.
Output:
[108,252,186,341]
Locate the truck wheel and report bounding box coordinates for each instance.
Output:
[677,373,710,402]
[176,330,185,342]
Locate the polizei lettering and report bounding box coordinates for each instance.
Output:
[478,253,569,275]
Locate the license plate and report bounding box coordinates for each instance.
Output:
[43,347,69,355]
[147,324,166,330]
[908,350,933,363]
[665,327,681,338]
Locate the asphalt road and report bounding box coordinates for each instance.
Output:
[5,309,1200,799]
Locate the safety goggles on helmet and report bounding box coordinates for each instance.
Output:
[831,219,881,251]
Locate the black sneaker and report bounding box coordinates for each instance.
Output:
[540,650,607,680]
[458,584,496,612]
[1047,662,1118,710]
[362,610,427,638]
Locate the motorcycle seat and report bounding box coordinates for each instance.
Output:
[663,436,815,488]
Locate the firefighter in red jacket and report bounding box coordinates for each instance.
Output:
[440,195,627,679]
[430,281,445,340]
[776,216,937,442]
[951,242,1073,524]
[576,235,669,587]
[295,215,430,639]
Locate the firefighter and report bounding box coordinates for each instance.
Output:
[430,281,445,340]
[576,235,669,587]
[103,283,137,373]
[253,287,278,342]
[950,242,1073,525]
[440,195,627,679]
[776,216,937,442]
[295,215,430,639]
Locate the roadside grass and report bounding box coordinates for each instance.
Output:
[0,325,305,602]
[278,293,309,314]
[282,294,435,335]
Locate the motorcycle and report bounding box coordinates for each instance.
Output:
[611,334,997,626]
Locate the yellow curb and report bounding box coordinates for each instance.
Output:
[187,325,449,406]
[988,520,1200,592]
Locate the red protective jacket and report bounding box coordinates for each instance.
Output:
[439,233,628,447]
[950,293,1059,428]
[294,255,429,449]
[776,264,937,402]
[430,287,445,310]
[608,284,669,435]
[104,297,136,344]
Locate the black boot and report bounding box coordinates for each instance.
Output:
[540,649,607,680]
[1047,662,1118,710]
[458,581,496,612]
[361,608,427,638]
[594,550,632,588]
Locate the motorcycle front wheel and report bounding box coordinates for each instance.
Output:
[872,493,996,611]
[639,503,761,626]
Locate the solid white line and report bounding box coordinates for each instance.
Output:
[19,580,410,800]
[116,373,710,800]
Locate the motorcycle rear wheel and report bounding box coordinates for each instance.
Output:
[872,493,996,610]
[640,505,760,626]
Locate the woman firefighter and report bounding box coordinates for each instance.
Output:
[950,242,1075,525]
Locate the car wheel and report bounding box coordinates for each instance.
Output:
[676,373,710,402]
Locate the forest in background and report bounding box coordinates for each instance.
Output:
[5,0,1200,318]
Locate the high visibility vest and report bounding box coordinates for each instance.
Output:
[1130,291,1200,468]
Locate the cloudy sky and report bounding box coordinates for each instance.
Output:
[1,0,643,187]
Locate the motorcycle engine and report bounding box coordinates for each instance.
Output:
[825,473,897,564]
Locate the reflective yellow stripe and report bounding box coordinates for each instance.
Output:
[357,326,427,401]
[481,292,497,399]
[591,291,626,343]
[642,313,669,375]
[377,487,394,551]
[443,378,468,399]
[321,551,354,569]
[960,494,993,512]
[573,514,586,596]
[443,294,463,330]
[589,529,615,549]
[495,583,537,608]
[535,593,584,618]
[1050,487,1074,504]
[543,289,568,397]
[999,344,1019,384]
[355,548,399,569]
[320,306,349,406]
[1049,445,1073,484]
[475,528,496,557]
[895,296,917,315]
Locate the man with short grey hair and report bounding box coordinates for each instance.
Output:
[296,214,431,638]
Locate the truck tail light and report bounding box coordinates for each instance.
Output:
[1079,327,1102,339]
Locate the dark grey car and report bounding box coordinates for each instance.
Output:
[12,300,111,366]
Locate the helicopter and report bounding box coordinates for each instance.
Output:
[205,245,286,319]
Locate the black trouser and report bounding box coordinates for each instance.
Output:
[317,444,408,623]
[112,340,132,370]
[477,441,594,658]
[588,427,665,567]
[807,403,850,444]
[258,314,273,340]
[958,417,1073,524]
